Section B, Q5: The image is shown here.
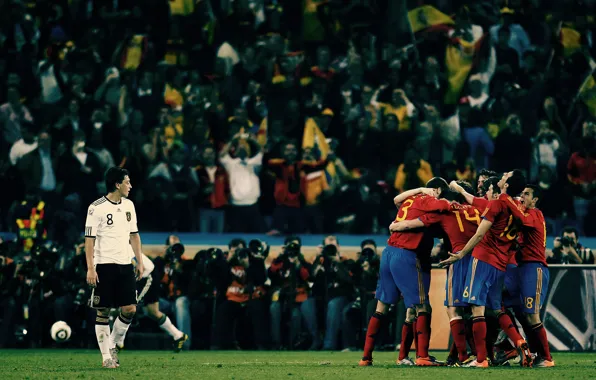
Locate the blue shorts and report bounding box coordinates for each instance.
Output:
[445,254,471,307]
[462,257,505,310]
[518,263,549,314]
[503,264,521,308]
[376,246,430,308]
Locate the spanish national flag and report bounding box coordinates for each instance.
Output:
[560,27,582,57]
[408,5,455,33]
[444,35,486,104]
[579,72,596,117]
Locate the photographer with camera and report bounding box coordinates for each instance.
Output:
[312,236,356,350]
[341,240,380,351]
[269,236,320,350]
[0,238,18,348]
[212,246,269,350]
[153,235,193,350]
[549,227,594,264]
[188,247,230,349]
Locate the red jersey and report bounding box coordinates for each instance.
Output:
[472,196,489,211]
[499,194,548,266]
[419,203,481,252]
[387,194,450,251]
[472,197,521,271]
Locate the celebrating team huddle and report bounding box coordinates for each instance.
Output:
[360,170,554,368]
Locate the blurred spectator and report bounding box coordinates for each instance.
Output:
[1,86,34,150]
[531,120,564,180]
[493,113,531,173]
[269,236,319,350]
[567,124,596,235]
[8,120,37,167]
[15,129,57,198]
[194,145,229,233]
[393,149,434,193]
[220,134,264,233]
[536,165,574,235]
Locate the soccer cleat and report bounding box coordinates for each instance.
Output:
[534,358,555,368]
[461,355,477,365]
[493,349,518,366]
[515,339,533,367]
[102,358,118,369]
[109,347,120,367]
[358,358,373,366]
[445,355,458,367]
[463,359,489,368]
[396,357,414,366]
[415,356,444,366]
[174,333,189,353]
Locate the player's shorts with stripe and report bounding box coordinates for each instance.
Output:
[136,274,160,304]
[89,264,137,308]
[444,254,471,307]
[518,262,549,314]
[502,264,521,308]
[462,257,505,310]
[376,245,430,308]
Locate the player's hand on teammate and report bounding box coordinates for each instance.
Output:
[389,222,400,233]
[438,252,464,268]
[87,269,99,287]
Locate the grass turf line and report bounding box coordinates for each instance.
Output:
[0,350,595,379]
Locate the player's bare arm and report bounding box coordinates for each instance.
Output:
[130,233,144,280]
[439,218,493,267]
[85,237,98,287]
[393,187,435,207]
[390,219,425,232]
[449,181,474,205]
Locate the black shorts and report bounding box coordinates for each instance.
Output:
[136,274,160,304]
[90,264,137,309]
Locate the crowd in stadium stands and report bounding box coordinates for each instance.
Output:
[0,0,595,241]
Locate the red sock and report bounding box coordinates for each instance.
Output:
[449,318,469,362]
[498,313,523,343]
[416,312,431,358]
[413,318,418,354]
[532,323,552,361]
[398,321,414,360]
[464,317,477,355]
[362,312,385,360]
[472,316,487,363]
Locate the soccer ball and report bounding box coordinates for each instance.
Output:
[50,321,72,343]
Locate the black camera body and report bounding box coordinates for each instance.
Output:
[249,239,270,258]
[165,243,185,263]
[284,242,301,258]
[560,236,575,248]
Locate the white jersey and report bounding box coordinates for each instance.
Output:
[84,196,139,265]
[130,248,155,278]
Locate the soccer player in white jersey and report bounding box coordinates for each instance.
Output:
[85,167,144,369]
[126,251,188,352]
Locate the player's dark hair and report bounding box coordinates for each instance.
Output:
[483,176,501,195]
[562,226,579,238]
[425,177,449,192]
[525,184,542,206]
[478,169,497,178]
[456,180,475,196]
[506,169,526,196]
[360,239,377,249]
[284,235,301,246]
[440,189,466,203]
[228,238,246,249]
[105,166,129,193]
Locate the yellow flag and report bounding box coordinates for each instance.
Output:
[302,118,336,179]
[560,27,582,57]
[579,73,596,117]
[408,5,454,33]
[444,39,476,104]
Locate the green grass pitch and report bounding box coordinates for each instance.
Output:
[1,350,595,379]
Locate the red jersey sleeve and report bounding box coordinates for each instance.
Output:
[416,196,450,212]
[419,212,444,227]
[472,196,489,210]
[481,199,503,223]
[499,194,536,228]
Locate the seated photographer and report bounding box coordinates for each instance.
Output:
[312,236,356,350]
[212,248,268,350]
[548,227,594,264]
[154,236,193,350]
[269,236,320,350]
[0,239,18,348]
[341,241,380,351]
[225,238,247,261]
[188,248,230,349]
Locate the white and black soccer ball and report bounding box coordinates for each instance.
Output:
[50,321,72,343]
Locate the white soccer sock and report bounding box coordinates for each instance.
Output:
[111,314,133,348]
[95,323,112,361]
[159,315,184,340]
